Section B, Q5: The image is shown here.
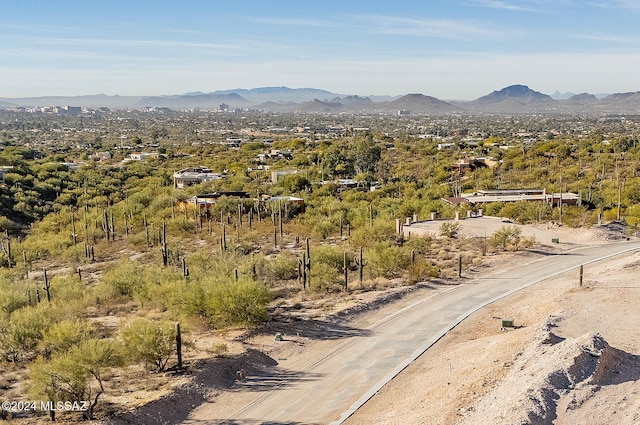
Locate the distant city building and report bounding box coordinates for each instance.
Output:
[270,169,300,183]
[124,152,159,162]
[444,189,579,207]
[0,166,14,184]
[183,191,250,212]
[61,106,81,114]
[173,167,226,188]
[452,157,498,173]
[257,150,293,163]
[262,195,306,215]
[437,143,456,150]
[92,151,112,161]
[60,162,85,171]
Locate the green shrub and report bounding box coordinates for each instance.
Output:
[49,276,88,317]
[498,201,549,224]
[349,220,396,247]
[175,269,271,328]
[0,216,18,233]
[0,272,30,319]
[404,236,432,256]
[439,222,460,238]
[407,258,439,284]
[29,338,124,419]
[367,242,410,279]
[101,261,145,299]
[303,215,337,240]
[484,202,505,216]
[309,262,340,292]
[120,318,176,372]
[256,252,298,284]
[491,225,523,251]
[203,279,271,327]
[41,320,92,354]
[311,245,346,270]
[0,304,52,362]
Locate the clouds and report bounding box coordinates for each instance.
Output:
[1,1,640,98]
[588,0,640,9]
[466,0,537,11]
[348,14,506,39]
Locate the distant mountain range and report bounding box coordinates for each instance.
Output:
[3,85,640,115]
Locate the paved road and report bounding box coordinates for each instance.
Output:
[183,241,640,425]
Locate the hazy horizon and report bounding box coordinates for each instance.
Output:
[3,1,640,100]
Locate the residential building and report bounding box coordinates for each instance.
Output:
[173,167,226,188]
[443,189,579,207]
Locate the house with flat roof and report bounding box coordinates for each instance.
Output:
[0,166,13,184]
[452,157,498,173]
[443,189,579,207]
[271,169,300,183]
[173,167,226,189]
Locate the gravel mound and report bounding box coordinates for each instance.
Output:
[457,322,625,425]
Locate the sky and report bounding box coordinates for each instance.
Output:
[2,0,640,100]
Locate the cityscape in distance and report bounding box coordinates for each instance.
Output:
[3,84,640,115]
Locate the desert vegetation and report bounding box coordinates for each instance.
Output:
[0,109,639,421]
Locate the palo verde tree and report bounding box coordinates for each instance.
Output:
[120,318,176,372]
[29,338,124,420]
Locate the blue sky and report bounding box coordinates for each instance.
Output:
[2,0,640,99]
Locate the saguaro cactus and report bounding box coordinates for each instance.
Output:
[354,246,368,288]
[182,258,189,278]
[144,214,150,247]
[222,223,227,252]
[6,237,13,267]
[71,210,77,245]
[176,322,183,370]
[305,238,311,288]
[43,268,51,303]
[102,208,109,241]
[110,210,115,239]
[161,220,168,266]
[279,200,283,238]
[343,251,349,291]
[273,222,277,247]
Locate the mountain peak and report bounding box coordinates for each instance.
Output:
[490,85,550,100]
[472,84,553,106]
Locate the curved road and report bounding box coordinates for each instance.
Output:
[182,241,640,425]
